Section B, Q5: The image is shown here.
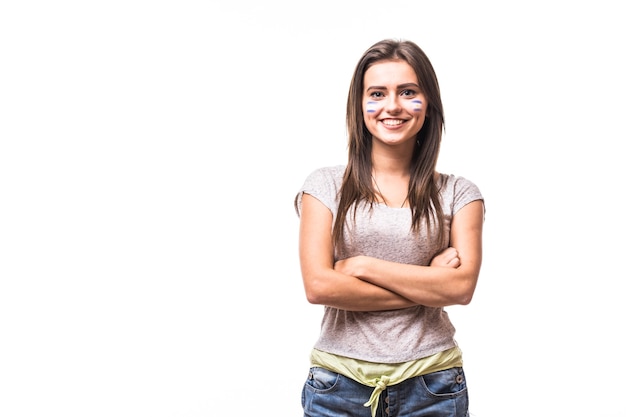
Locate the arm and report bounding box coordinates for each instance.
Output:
[334,200,484,308]
[298,193,416,311]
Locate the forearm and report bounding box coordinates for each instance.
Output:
[302,267,416,311]
[346,256,479,307]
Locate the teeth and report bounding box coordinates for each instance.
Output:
[382,119,403,126]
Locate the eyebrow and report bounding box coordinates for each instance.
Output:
[366,82,420,92]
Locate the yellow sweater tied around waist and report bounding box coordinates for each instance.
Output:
[310,346,463,417]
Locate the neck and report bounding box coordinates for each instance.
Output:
[371,166,410,208]
[371,144,413,175]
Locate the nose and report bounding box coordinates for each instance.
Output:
[384,94,402,114]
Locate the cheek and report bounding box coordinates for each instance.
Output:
[411,99,424,113]
[365,101,379,114]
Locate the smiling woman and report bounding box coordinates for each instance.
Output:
[294,39,485,417]
[362,61,428,152]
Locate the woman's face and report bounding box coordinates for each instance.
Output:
[362,60,428,147]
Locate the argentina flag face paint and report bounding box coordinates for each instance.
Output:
[411,99,423,112]
[366,101,378,113]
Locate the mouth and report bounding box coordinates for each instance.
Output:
[381,119,406,127]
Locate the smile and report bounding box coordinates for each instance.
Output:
[382,119,405,126]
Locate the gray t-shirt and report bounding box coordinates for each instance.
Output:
[295,165,484,363]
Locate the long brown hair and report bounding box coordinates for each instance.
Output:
[333,39,447,249]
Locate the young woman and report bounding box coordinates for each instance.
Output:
[294,39,485,417]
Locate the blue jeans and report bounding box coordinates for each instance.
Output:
[301,366,469,417]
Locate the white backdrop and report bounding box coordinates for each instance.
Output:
[1,1,625,416]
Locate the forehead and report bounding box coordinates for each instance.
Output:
[363,60,418,87]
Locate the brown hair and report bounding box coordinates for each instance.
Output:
[334,39,447,249]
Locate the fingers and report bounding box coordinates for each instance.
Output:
[446,255,460,268]
[444,247,460,267]
[430,247,461,268]
[440,247,458,259]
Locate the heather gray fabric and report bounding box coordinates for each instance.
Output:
[295,165,484,363]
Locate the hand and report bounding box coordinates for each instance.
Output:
[430,247,460,268]
[334,256,362,277]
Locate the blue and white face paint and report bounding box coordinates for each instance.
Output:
[366,101,378,113]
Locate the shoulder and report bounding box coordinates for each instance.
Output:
[295,165,346,216]
[303,165,346,188]
[308,165,345,179]
[438,173,484,212]
[438,173,480,191]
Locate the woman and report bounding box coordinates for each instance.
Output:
[294,39,485,417]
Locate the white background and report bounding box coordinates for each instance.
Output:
[1,1,625,416]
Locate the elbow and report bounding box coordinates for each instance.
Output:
[444,291,473,307]
[305,289,334,306]
[304,289,323,305]
[301,266,340,306]
[303,277,330,306]
[450,275,478,306]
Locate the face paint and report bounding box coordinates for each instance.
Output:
[366,101,378,113]
[411,99,423,112]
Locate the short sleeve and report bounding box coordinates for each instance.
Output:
[294,165,344,218]
[447,175,485,217]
